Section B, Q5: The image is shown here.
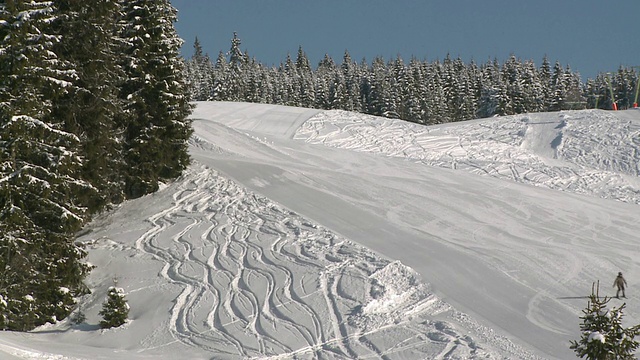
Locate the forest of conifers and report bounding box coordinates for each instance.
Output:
[185,33,639,125]
[0,0,191,331]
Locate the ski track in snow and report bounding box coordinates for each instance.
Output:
[110,164,538,359]
[295,109,640,204]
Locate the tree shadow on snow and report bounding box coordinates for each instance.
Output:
[34,323,102,334]
[72,323,102,332]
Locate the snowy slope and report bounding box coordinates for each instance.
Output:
[0,102,639,360]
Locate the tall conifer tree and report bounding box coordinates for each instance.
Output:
[52,0,126,209]
[0,0,92,330]
[119,0,193,199]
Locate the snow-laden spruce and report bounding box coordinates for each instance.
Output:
[0,0,192,332]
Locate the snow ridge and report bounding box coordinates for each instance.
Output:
[296,109,640,204]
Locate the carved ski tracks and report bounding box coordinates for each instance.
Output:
[131,163,523,359]
[131,165,368,358]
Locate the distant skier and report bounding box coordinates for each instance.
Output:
[613,272,627,298]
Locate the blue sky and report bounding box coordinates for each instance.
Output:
[170,0,639,79]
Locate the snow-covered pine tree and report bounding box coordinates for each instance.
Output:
[549,61,567,111]
[328,71,346,111]
[185,37,214,101]
[243,58,262,104]
[612,66,637,110]
[228,31,246,72]
[502,54,526,115]
[562,65,586,110]
[295,46,315,108]
[295,45,311,73]
[521,60,545,113]
[384,56,404,120]
[99,287,129,329]
[211,51,229,101]
[0,0,92,331]
[369,56,398,119]
[314,54,336,110]
[281,53,298,106]
[52,0,126,210]
[570,282,640,359]
[585,77,603,109]
[447,56,476,121]
[119,0,193,199]
[405,58,426,123]
[478,59,509,118]
[340,50,360,112]
[422,61,449,124]
[539,55,553,111]
[226,32,248,101]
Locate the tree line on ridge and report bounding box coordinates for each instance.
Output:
[185,33,639,125]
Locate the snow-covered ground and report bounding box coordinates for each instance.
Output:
[1,102,639,359]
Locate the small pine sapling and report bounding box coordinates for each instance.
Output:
[570,281,640,359]
[70,303,86,325]
[98,287,129,329]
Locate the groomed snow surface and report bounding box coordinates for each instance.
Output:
[1,102,639,360]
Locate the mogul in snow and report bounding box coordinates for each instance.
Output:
[614,272,627,298]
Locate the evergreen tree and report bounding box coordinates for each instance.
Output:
[549,61,567,111]
[502,55,525,115]
[539,55,553,111]
[295,45,311,73]
[119,0,193,199]
[0,0,92,331]
[563,65,586,110]
[478,59,508,118]
[52,0,126,209]
[340,50,361,112]
[243,58,263,104]
[612,66,637,110]
[99,287,129,328]
[570,283,640,359]
[521,60,545,113]
[314,54,336,109]
[295,46,315,108]
[226,32,247,101]
[448,56,476,121]
[212,51,229,100]
[281,53,298,106]
[424,61,449,123]
[369,56,397,118]
[228,31,246,71]
[328,71,347,110]
[405,58,426,123]
[186,37,214,101]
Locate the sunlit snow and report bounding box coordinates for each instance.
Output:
[0,102,638,360]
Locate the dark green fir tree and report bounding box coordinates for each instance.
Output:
[0,0,93,331]
[99,287,129,329]
[570,282,640,360]
[119,0,193,199]
[52,0,127,210]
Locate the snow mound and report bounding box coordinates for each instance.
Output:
[349,261,449,331]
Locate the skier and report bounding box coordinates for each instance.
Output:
[613,272,627,298]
